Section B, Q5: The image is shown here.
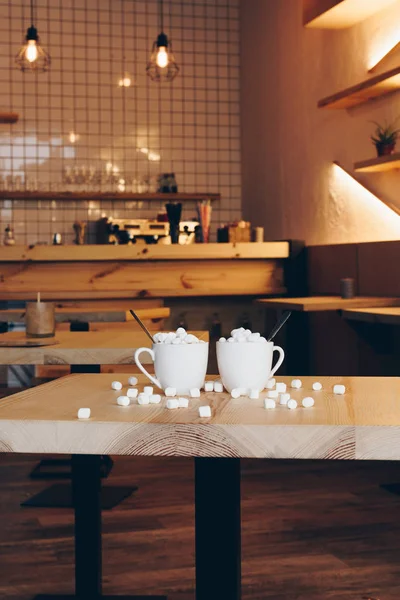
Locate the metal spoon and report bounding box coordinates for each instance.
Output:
[267,310,292,342]
[129,309,155,344]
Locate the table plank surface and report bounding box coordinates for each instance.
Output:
[0,330,208,365]
[0,306,170,323]
[0,373,398,460]
[342,306,400,325]
[255,296,400,311]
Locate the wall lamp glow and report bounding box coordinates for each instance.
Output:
[333,161,400,217]
[368,38,400,72]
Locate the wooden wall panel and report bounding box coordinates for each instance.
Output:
[358,241,400,297]
[307,244,358,295]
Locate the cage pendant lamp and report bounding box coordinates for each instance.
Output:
[146,0,179,82]
[15,0,50,72]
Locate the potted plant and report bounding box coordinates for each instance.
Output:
[371,120,400,157]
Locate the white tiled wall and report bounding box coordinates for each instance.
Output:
[0,0,241,244]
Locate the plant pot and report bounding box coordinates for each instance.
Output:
[375,142,396,157]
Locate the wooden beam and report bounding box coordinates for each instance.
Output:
[304,0,398,29]
[0,191,220,202]
[354,152,400,173]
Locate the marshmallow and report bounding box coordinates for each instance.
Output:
[266,378,276,389]
[333,384,346,395]
[199,405,211,418]
[128,376,138,386]
[312,382,322,391]
[219,337,226,343]
[164,332,176,344]
[248,332,261,342]
[117,395,130,407]
[204,381,214,392]
[214,381,224,393]
[166,398,179,409]
[111,381,122,391]
[228,337,235,343]
[176,327,186,336]
[165,387,176,397]
[190,388,201,397]
[77,407,90,419]
[302,396,315,408]
[127,387,138,398]
[259,337,267,343]
[267,390,278,398]
[185,334,198,344]
[276,382,287,393]
[264,398,276,409]
[236,335,247,343]
[249,389,259,399]
[178,397,189,408]
[231,388,241,399]
[287,399,298,410]
[150,394,161,404]
[144,386,153,395]
[279,392,290,405]
[172,338,181,345]
[291,379,302,389]
[138,393,150,405]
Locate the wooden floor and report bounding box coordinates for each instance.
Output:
[0,455,400,599]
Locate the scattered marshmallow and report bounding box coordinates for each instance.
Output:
[276,382,287,393]
[117,395,130,407]
[312,382,322,391]
[214,381,224,393]
[128,376,138,386]
[302,396,315,408]
[266,378,276,389]
[199,405,211,418]
[77,407,90,419]
[127,388,138,398]
[166,398,179,409]
[178,397,189,408]
[279,392,291,405]
[204,381,214,392]
[231,388,241,399]
[291,379,302,389]
[190,388,201,398]
[287,399,298,410]
[249,389,259,400]
[219,337,226,343]
[150,394,161,404]
[111,380,122,391]
[153,329,201,345]
[144,386,153,396]
[165,387,177,397]
[264,398,276,409]
[138,393,150,405]
[333,384,346,395]
[267,390,279,398]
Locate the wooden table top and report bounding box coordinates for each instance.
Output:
[0,373,399,460]
[0,306,170,324]
[342,306,400,325]
[0,330,208,365]
[255,296,400,312]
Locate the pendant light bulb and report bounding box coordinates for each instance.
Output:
[15,1,50,72]
[156,46,169,68]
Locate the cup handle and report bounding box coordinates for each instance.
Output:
[270,345,285,378]
[134,347,162,390]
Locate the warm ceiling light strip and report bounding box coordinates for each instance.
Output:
[304,0,399,29]
[368,41,400,73]
[333,161,400,217]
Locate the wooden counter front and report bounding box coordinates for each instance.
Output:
[0,242,289,299]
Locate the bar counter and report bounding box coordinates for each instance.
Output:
[0,242,290,299]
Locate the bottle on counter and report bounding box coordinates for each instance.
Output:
[4,224,15,246]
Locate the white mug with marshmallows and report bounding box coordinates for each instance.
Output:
[135,336,209,395]
[217,339,284,393]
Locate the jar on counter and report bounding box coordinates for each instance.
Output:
[4,224,15,246]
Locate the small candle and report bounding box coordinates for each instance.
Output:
[25,299,55,338]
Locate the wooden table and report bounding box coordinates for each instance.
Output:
[342,306,400,325]
[0,330,208,365]
[1,373,399,600]
[255,295,400,311]
[0,306,170,325]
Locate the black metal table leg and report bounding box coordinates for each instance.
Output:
[195,457,241,600]
[34,454,166,600]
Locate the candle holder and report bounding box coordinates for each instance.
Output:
[25,301,55,338]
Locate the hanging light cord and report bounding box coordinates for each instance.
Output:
[159,0,164,33]
[30,0,34,26]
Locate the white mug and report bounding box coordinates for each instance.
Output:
[135,342,209,395]
[216,340,284,393]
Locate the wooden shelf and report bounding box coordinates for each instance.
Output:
[318,66,400,109]
[354,153,400,173]
[0,112,18,124]
[0,191,220,202]
[304,0,398,29]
